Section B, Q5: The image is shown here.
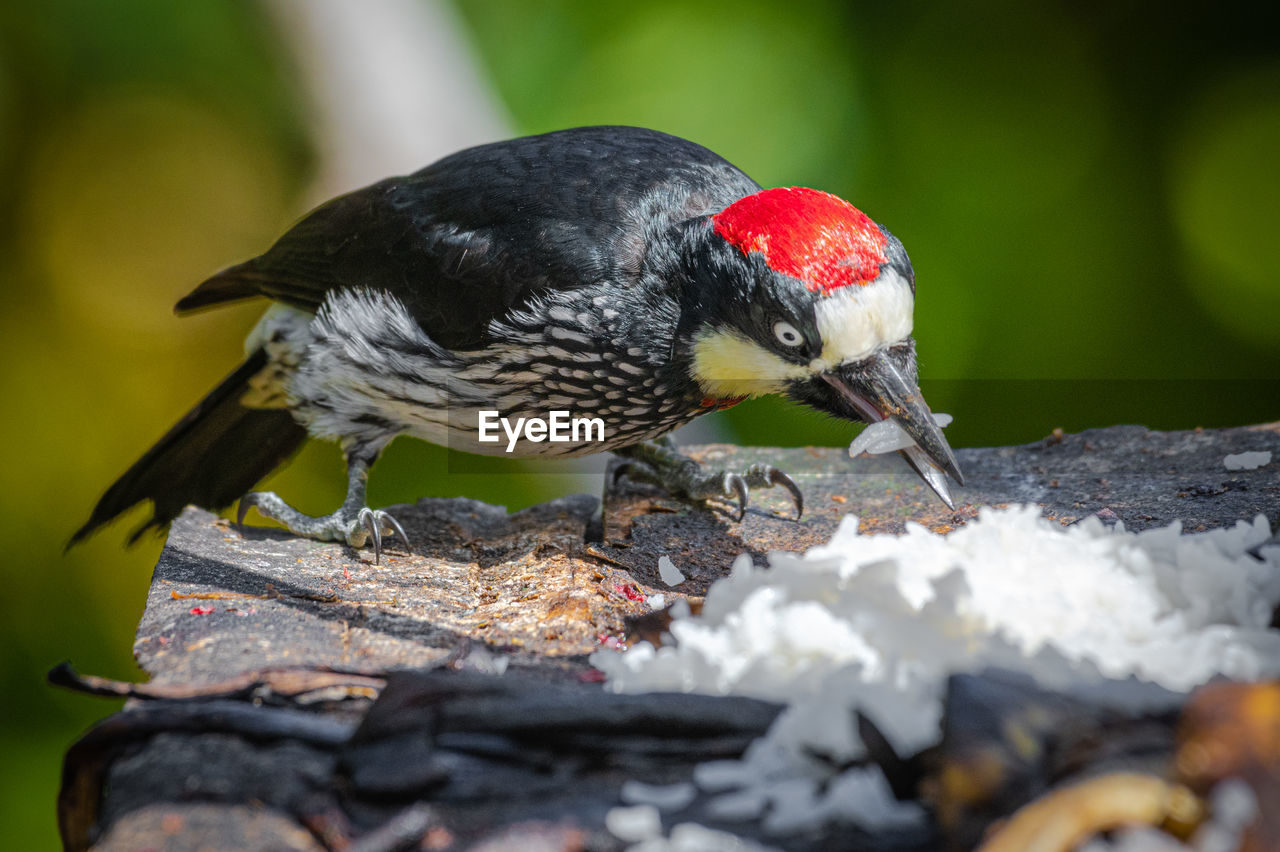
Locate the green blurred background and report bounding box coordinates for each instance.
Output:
[2,0,1277,846]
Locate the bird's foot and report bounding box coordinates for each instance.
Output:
[613,444,803,521]
[236,492,409,564]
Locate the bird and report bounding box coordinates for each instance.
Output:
[70,126,963,562]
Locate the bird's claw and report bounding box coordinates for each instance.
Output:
[236,490,291,534]
[358,508,382,564]
[611,449,803,522]
[235,490,408,565]
[725,473,749,521]
[767,466,804,520]
[358,507,409,565]
[729,465,803,521]
[235,495,255,532]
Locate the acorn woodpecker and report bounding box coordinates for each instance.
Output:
[71,126,962,561]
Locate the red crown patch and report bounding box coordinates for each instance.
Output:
[712,187,887,294]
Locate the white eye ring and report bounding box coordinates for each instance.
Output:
[773,320,804,347]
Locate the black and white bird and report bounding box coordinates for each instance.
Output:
[71,126,962,560]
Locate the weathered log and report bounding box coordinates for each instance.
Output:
[56,425,1280,850]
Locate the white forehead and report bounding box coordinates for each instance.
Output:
[810,267,914,371]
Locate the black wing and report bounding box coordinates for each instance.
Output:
[176,126,760,350]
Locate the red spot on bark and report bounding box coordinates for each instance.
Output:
[614,584,645,602]
[189,605,215,615]
[595,633,628,651]
[712,187,887,294]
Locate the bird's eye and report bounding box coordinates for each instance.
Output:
[772,320,804,348]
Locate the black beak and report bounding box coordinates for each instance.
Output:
[817,351,964,509]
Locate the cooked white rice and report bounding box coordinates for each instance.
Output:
[592,506,1280,835]
[848,413,952,457]
[1224,450,1271,471]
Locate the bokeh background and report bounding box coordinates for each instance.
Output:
[2,0,1278,846]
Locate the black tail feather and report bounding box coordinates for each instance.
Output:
[69,349,308,547]
[173,259,264,314]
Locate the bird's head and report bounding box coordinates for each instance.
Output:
[678,186,962,503]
